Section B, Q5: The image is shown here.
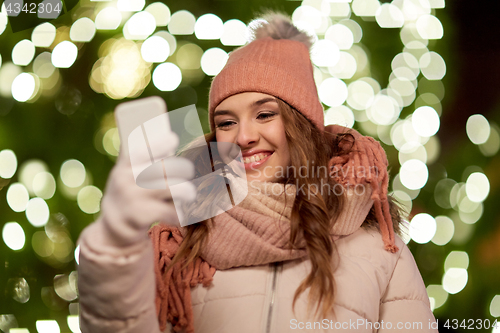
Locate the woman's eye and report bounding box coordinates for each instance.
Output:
[216,121,235,129]
[257,112,277,120]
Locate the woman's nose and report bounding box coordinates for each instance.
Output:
[236,121,259,147]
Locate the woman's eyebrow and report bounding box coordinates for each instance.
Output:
[213,109,234,117]
[252,97,277,107]
[214,98,278,117]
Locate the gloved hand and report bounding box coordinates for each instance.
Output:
[96,134,197,248]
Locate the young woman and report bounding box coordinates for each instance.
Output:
[77,13,438,333]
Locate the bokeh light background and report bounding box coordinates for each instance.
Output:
[1,0,500,332]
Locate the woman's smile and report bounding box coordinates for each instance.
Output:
[240,150,274,170]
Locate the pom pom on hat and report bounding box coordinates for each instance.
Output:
[249,12,315,50]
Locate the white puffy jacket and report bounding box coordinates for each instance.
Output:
[78,222,438,333]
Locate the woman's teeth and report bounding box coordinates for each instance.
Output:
[243,153,271,164]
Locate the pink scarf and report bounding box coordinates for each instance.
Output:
[149,179,375,332]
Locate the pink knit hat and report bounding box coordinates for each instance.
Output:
[208,14,324,131]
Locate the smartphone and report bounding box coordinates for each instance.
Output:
[114,96,168,158]
[115,96,181,188]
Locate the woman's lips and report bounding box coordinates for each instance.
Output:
[236,152,274,171]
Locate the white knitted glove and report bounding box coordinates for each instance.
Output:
[96,137,196,248]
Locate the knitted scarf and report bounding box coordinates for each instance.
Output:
[148,126,398,332]
[324,125,399,253]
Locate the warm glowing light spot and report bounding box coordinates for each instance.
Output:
[432,215,454,246]
[325,24,353,50]
[77,185,103,214]
[347,80,375,110]
[36,320,61,333]
[33,172,56,199]
[33,52,56,78]
[419,51,446,80]
[490,295,500,318]
[52,41,78,68]
[74,244,81,265]
[154,31,176,56]
[102,128,120,156]
[200,48,228,76]
[398,141,427,165]
[442,268,468,295]
[19,159,48,194]
[429,0,445,8]
[26,197,50,227]
[67,315,81,333]
[54,274,78,302]
[0,12,7,35]
[70,17,96,42]
[340,19,362,43]
[145,2,170,26]
[444,251,469,272]
[124,11,156,40]
[392,53,419,78]
[11,73,36,102]
[311,39,340,67]
[410,213,436,244]
[220,19,247,46]
[466,114,490,145]
[426,285,448,311]
[412,106,440,137]
[318,78,348,107]
[12,40,35,66]
[392,66,418,81]
[479,124,500,157]
[7,183,29,212]
[152,62,182,91]
[2,222,25,250]
[0,149,17,178]
[168,10,195,35]
[400,159,428,190]
[176,43,203,70]
[32,23,56,47]
[292,5,322,30]
[352,0,380,17]
[117,0,145,12]
[366,94,400,125]
[95,7,122,30]
[391,190,412,214]
[389,77,416,97]
[375,4,404,28]
[416,14,443,39]
[328,3,351,19]
[141,36,170,63]
[195,13,224,40]
[465,172,490,203]
[328,51,357,79]
[60,159,86,188]
[324,105,355,128]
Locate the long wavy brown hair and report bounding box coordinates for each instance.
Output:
[169,99,403,319]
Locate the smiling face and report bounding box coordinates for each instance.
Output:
[213,92,290,183]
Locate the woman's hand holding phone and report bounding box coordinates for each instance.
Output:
[98,152,195,248]
[95,97,197,247]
